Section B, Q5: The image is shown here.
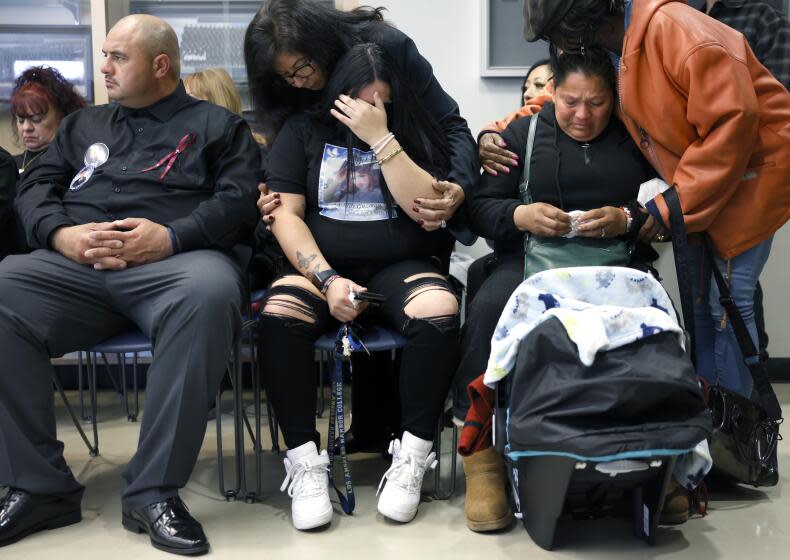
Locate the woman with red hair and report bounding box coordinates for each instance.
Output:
[10,66,86,174]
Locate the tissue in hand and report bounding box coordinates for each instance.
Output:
[565,210,586,238]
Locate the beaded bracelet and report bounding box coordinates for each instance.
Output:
[621,205,633,233]
[377,146,404,166]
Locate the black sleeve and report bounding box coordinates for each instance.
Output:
[468,119,530,242]
[14,119,78,249]
[379,26,478,245]
[168,116,261,252]
[264,116,310,196]
[0,149,18,258]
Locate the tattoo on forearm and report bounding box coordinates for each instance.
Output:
[296,251,317,271]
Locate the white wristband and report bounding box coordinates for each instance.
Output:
[370,132,394,153]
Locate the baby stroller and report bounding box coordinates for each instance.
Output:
[489,266,711,550]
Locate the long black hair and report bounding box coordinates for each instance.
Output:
[244,0,387,143]
[316,43,450,215]
[545,0,624,54]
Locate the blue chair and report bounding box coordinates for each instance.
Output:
[70,287,272,502]
[313,325,457,500]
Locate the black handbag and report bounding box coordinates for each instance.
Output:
[665,187,782,487]
[518,114,633,279]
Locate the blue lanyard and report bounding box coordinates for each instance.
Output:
[326,323,366,515]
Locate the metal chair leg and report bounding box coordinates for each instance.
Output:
[131,353,139,421]
[119,352,132,421]
[216,344,245,501]
[433,413,458,500]
[77,351,87,420]
[53,373,97,457]
[215,390,227,498]
[231,344,246,499]
[99,352,122,395]
[253,346,262,500]
[86,352,99,456]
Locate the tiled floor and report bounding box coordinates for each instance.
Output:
[4,385,789,559]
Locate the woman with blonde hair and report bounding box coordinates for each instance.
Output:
[184,67,243,114]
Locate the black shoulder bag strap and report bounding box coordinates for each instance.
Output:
[664,187,696,364]
[665,187,782,422]
[702,236,783,422]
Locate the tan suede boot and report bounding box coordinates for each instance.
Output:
[463,447,513,532]
[659,478,690,525]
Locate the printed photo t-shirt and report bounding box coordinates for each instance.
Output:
[266,114,452,272]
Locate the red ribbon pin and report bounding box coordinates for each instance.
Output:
[141,132,197,180]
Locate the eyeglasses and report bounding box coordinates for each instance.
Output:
[279,59,316,83]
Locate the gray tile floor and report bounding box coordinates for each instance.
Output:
[4,385,789,559]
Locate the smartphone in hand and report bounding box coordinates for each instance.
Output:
[351,291,386,305]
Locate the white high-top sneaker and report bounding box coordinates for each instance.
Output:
[376,431,437,522]
[280,441,333,530]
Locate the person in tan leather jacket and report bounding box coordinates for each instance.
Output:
[520,0,790,522]
[522,0,790,387]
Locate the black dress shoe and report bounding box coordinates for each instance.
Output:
[122,497,209,556]
[0,489,82,547]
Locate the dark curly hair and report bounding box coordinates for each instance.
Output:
[244,0,387,143]
[10,66,86,141]
[546,0,625,54]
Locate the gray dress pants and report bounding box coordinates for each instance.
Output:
[0,249,243,509]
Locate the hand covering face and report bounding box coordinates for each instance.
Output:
[522,0,576,41]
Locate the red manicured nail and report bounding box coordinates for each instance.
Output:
[418,219,424,225]
[412,207,420,213]
[274,193,280,198]
[275,199,281,205]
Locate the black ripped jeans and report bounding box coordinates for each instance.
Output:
[259,259,460,449]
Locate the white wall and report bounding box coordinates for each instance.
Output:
[377,0,790,357]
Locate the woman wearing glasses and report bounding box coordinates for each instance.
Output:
[261,42,460,530]
[244,0,476,460]
[244,0,476,237]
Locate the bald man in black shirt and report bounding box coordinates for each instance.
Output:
[0,15,259,555]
